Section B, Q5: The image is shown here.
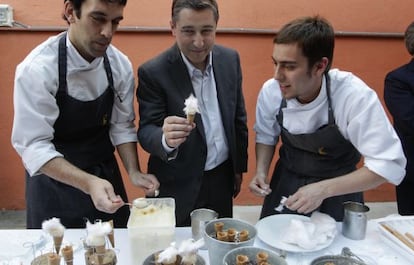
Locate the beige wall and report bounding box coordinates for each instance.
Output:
[0,0,412,209]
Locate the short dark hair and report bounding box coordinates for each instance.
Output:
[404,21,414,56]
[274,16,335,73]
[63,0,127,22]
[171,0,219,24]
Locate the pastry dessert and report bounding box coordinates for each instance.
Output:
[41,217,65,254]
[154,238,204,265]
[236,254,249,265]
[183,94,199,123]
[47,253,60,265]
[61,245,73,265]
[85,220,113,265]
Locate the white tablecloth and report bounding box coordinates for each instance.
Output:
[1,219,413,265]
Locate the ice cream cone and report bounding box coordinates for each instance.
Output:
[95,245,106,265]
[62,245,73,265]
[53,235,63,254]
[186,113,196,123]
[108,220,115,248]
[47,253,61,265]
[183,94,199,123]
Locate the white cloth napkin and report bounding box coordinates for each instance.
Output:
[282,212,337,250]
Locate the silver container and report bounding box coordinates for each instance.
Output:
[204,218,257,265]
[311,247,374,265]
[310,255,366,265]
[223,246,287,265]
[342,201,370,240]
[191,208,218,241]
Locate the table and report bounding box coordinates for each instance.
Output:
[1,219,413,265]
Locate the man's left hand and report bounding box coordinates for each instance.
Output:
[129,171,160,197]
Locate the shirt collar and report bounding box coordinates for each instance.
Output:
[66,33,103,70]
[180,51,213,78]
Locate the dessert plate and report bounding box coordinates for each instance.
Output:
[256,214,335,253]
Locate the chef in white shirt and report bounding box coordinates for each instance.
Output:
[249,16,406,221]
[11,0,159,228]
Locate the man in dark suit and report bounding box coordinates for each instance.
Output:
[384,21,414,215]
[136,0,248,226]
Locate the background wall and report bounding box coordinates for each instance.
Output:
[0,0,412,209]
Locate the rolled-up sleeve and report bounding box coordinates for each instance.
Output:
[11,60,63,176]
[344,80,406,185]
[109,57,138,146]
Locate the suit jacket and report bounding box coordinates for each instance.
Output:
[137,44,248,224]
[384,58,414,180]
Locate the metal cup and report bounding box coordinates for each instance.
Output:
[190,208,218,242]
[342,201,370,240]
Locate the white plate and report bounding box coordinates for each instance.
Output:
[256,214,335,253]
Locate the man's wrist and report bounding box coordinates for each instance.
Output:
[162,134,176,153]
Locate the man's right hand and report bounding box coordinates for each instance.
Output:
[162,116,195,148]
[87,177,124,213]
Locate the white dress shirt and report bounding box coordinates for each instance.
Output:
[12,32,137,176]
[254,69,406,185]
[181,52,229,170]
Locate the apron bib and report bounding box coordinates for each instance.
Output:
[26,33,129,228]
[261,75,362,221]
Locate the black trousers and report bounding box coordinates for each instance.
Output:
[179,159,234,226]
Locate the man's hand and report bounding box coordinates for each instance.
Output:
[285,182,327,214]
[87,177,125,213]
[163,116,195,148]
[248,174,271,197]
[129,171,160,197]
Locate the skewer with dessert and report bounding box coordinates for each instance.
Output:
[31,217,66,265]
[84,220,116,265]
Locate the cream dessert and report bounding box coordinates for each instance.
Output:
[86,220,113,265]
[183,94,200,123]
[178,238,204,265]
[155,238,204,265]
[41,217,65,254]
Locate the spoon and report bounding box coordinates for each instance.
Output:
[124,190,160,208]
[341,247,367,265]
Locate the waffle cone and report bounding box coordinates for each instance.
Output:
[47,253,61,265]
[53,235,63,254]
[186,114,195,123]
[108,220,115,248]
[95,245,106,265]
[62,245,73,265]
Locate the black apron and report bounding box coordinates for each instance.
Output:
[25,33,129,228]
[260,75,363,221]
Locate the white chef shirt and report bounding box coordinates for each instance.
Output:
[254,69,406,185]
[11,32,137,176]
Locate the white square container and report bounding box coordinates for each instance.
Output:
[127,197,175,265]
